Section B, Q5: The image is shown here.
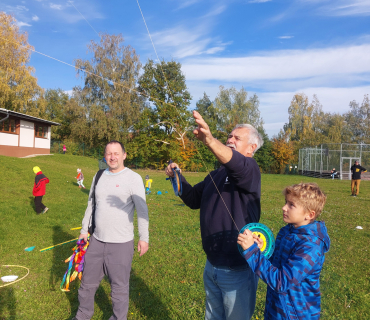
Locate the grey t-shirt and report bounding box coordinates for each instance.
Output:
[81,168,149,243]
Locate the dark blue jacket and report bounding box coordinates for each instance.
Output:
[243,221,330,319]
[180,150,261,267]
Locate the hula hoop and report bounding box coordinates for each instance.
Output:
[238,223,275,259]
[0,265,30,288]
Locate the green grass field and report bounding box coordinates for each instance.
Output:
[0,154,369,320]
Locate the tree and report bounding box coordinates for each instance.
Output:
[195,92,218,132]
[74,33,144,146]
[138,59,192,136]
[136,59,193,166]
[253,130,274,173]
[213,86,264,133]
[345,95,370,144]
[0,12,44,115]
[271,131,295,173]
[321,113,351,144]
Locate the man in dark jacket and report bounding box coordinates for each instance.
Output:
[33,166,49,214]
[351,161,367,196]
[165,111,263,320]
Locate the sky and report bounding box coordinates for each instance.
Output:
[2,0,370,138]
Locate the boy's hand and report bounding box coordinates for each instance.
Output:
[252,233,264,250]
[237,229,255,251]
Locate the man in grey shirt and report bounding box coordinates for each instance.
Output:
[73,141,149,320]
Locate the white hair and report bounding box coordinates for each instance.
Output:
[232,124,264,154]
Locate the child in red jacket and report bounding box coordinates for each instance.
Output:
[33,166,49,214]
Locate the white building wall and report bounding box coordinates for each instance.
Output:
[0,132,18,146]
[19,120,34,147]
[35,126,51,149]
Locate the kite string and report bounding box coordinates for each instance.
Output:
[134,1,240,232]
[69,1,100,39]
[135,0,190,130]
[0,36,177,113]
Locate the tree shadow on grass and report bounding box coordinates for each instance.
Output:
[0,287,16,319]
[129,268,171,319]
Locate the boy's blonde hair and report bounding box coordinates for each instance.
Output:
[283,182,326,219]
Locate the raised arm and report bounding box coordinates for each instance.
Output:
[193,110,233,164]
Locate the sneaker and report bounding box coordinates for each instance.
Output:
[42,207,49,214]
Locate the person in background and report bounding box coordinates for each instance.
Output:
[33,166,49,215]
[145,175,152,194]
[330,168,337,179]
[76,168,85,189]
[63,145,66,154]
[350,160,367,196]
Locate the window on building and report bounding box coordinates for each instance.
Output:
[35,125,48,138]
[0,118,16,133]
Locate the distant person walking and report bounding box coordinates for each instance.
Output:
[351,161,367,196]
[33,166,49,214]
[76,168,85,189]
[63,145,66,154]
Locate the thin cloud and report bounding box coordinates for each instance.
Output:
[177,0,201,9]
[16,5,28,11]
[182,44,370,83]
[32,15,39,21]
[202,5,227,18]
[249,0,272,3]
[50,3,63,10]
[150,24,229,58]
[279,36,294,39]
[300,0,370,16]
[17,21,31,27]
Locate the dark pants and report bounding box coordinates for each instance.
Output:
[34,196,46,214]
[76,236,134,320]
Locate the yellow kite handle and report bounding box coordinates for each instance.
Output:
[70,227,82,230]
[40,238,79,252]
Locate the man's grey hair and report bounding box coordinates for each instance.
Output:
[232,124,264,155]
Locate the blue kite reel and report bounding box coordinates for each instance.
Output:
[238,223,275,259]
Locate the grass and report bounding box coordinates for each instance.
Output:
[0,154,369,319]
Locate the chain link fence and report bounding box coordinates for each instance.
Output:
[299,143,370,180]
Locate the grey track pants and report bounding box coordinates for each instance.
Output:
[76,236,134,320]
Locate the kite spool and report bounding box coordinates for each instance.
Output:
[166,165,182,196]
[238,223,275,259]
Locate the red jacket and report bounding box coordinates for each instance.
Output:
[33,171,49,196]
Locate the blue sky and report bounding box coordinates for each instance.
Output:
[2,0,370,137]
